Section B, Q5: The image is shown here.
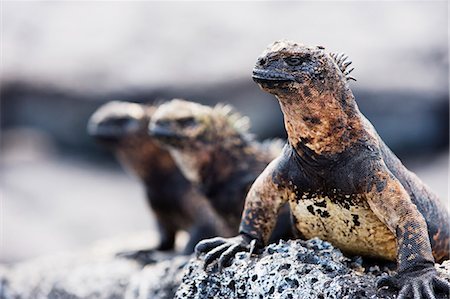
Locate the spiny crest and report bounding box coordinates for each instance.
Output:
[329,52,356,81]
[212,103,252,136]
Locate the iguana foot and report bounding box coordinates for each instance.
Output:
[195,235,255,270]
[377,267,450,299]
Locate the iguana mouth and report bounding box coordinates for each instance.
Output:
[87,124,124,146]
[252,68,294,83]
[149,123,184,141]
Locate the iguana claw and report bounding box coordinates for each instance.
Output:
[377,267,450,299]
[195,234,254,270]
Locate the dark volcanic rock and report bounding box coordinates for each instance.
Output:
[176,238,450,299]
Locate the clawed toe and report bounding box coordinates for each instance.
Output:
[378,268,450,299]
[203,243,231,269]
[423,281,435,299]
[196,235,254,271]
[433,276,450,293]
[195,237,227,257]
[411,282,421,299]
[218,244,242,270]
[397,284,411,299]
[377,275,399,290]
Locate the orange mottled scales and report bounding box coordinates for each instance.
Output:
[290,190,396,260]
[195,40,450,299]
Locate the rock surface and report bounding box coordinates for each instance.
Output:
[1,237,449,299]
[176,238,450,299]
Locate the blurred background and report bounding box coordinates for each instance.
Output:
[1,1,448,264]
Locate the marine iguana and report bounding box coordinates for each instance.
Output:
[88,101,227,262]
[149,99,294,244]
[195,41,450,298]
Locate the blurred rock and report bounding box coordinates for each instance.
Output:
[176,239,450,299]
[0,235,190,299]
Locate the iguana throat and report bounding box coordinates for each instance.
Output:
[275,84,364,156]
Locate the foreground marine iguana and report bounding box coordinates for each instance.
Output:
[88,101,227,262]
[149,99,293,244]
[195,41,450,298]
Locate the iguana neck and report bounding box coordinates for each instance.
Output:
[175,137,259,191]
[208,142,259,184]
[207,148,261,199]
[276,83,365,156]
[116,137,177,188]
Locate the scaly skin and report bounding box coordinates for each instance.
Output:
[149,99,294,243]
[195,41,450,298]
[88,101,227,263]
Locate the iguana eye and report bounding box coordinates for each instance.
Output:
[176,116,196,127]
[284,57,306,66]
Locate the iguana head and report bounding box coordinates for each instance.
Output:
[252,40,355,97]
[149,99,250,151]
[252,41,361,156]
[88,101,177,180]
[149,99,252,183]
[88,101,150,147]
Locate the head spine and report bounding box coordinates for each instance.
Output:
[212,103,252,137]
[329,52,356,81]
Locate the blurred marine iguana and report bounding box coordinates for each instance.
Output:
[149,99,294,244]
[88,101,228,263]
[195,41,450,299]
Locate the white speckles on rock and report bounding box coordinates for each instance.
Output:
[176,239,381,299]
[177,239,450,299]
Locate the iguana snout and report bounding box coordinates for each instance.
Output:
[149,119,187,145]
[88,101,147,147]
[253,40,356,96]
[252,41,329,92]
[148,99,210,149]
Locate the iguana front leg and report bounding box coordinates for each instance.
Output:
[195,158,289,269]
[363,162,450,298]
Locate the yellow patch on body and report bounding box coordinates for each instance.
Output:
[290,192,397,261]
